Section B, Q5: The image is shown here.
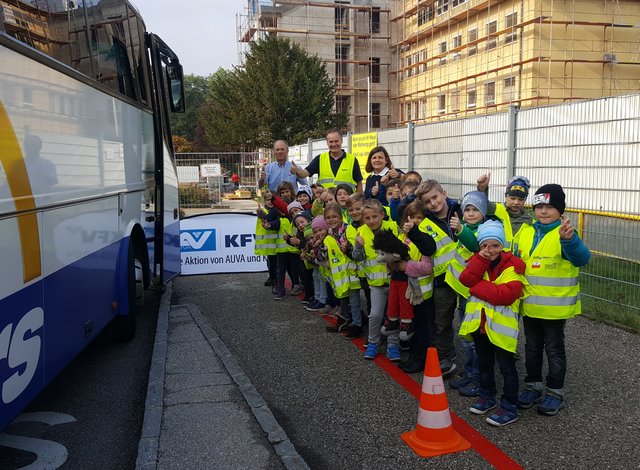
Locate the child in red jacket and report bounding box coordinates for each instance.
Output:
[458,220,527,427]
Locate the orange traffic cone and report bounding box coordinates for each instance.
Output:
[402,347,471,457]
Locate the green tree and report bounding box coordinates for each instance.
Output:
[170,74,209,149]
[201,37,347,150]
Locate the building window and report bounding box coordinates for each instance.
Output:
[336,95,350,114]
[486,20,497,50]
[418,49,427,74]
[485,81,496,105]
[451,89,460,112]
[452,0,467,6]
[468,28,478,56]
[335,2,349,32]
[436,0,449,16]
[335,44,349,85]
[438,41,447,65]
[370,7,380,33]
[419,98,427,119]
[370,102,381,128]
[437,94,446,114]
[370,57,380,83]
[467,88,477,108]
[406,55,413,78]
[405,102,412,121]
[418,6,434,26]
[505,12,518,44]
[452,34,462,60]
[503,76,516,102]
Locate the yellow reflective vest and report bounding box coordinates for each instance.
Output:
[317,152,357,190]
[323,235,352,298]
[444,242,474,298]
[515,225,581,319]
[357,220,398,287]
[254,210,278,256]
[494,203,531,252]
[458,266,526,353]
[275,218,299,254]
[418,219,457,278]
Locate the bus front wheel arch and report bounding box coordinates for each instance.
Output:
[112,237,145,342]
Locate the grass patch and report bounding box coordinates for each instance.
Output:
[579,254,640,333]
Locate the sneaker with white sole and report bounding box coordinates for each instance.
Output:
[386,344,401,362]
[364,342,378,360]
[381,318,400,336]
[486,405,518,426]
[290,284,304,296]
[469,397,497,415]
[517,385,544,409]
[439,359,457,376]
[536,391,565,416]
[398,322,415,341]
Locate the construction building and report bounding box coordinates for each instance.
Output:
[237,0,392,133]
[391,0,640,125]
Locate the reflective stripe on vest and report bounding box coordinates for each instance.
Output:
[445,244,472,297]
[517,225,581,319]
[255,213,279,255]
[275,218,294,253]
[317,152,357,189]
[357,220,397,286]
[418,219,457,277]
[458,267,525,353]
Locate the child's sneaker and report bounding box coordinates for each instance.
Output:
[399,340,410,351]
[486,405,518,427]
[449,373,471,389]
[458,382,480,397]
[364,342,378,360]
[305,300,324,311]
[398,322,415,341]
[536,391,565,416]
[264,277,275,286]
[386,344,401,362]
[380,318,400,336]
[469,397,497,415]
[325,317,349,333]
[517,385,544,409]
[319,305,334,315]
[290,284,304,296]
[273,289,286,300]
[344,324,363,339]
[439,359,457,376]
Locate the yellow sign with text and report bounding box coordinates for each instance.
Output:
[351,132,378,179]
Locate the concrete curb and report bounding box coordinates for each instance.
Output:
[185,303,310,470]
[135,282,172,470]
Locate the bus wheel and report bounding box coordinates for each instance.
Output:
[112,240,144,342]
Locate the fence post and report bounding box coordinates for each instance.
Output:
[507,105,518,179]
[407,122,415,171]
[307,138,312,163]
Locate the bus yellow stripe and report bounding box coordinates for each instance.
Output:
[0,101,42,282]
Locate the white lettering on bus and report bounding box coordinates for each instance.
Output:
[0,307,44,403]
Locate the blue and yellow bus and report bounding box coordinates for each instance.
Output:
[0,0,184,430]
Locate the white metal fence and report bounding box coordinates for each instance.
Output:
[296,93,640,323]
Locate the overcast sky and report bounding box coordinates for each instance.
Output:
[131,0,240,76]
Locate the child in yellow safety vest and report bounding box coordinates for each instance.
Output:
[351,199,397,361]
[255,193,280,289]
[446,190,488,397]
[458,220,526,427]
[323,203,362,338]
[513,184,590,416]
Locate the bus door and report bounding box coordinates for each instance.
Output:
[146,33,185,283]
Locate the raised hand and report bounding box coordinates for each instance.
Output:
[391,184,401,200]
[559,216,574,240]
[356,234,365,247]
[289,160,298,175]
[339,238,348,253]
[477,171,491,192]
[388,164,399,179]
[450,214,461,233]
[402,221,414,234]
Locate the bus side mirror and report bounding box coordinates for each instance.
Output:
[166,62,185,113]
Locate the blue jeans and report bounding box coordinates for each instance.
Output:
[457,299,479,381]
[472,331,519,406]
[312,268,327,304]
[523,317,567,389]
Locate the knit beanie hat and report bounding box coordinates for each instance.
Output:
[311,215,328,231]
[293,211,312,226]
[303,226,313,238]
[533,184,565,214]
[287,201,303,214]
[505,175,531,199]
[477,220,506,246]
[461,191,488,218]
[297,185,312,199]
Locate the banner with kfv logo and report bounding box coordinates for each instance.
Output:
[180,213,267,275]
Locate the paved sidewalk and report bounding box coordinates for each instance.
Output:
[136,283,308,470]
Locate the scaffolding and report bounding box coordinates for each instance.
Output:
[390,0,640,126]
[236,0,393,132]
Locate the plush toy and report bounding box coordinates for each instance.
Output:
[372,230,423,305]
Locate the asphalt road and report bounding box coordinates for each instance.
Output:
[173,272,640,470]
[0,288,161,469]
